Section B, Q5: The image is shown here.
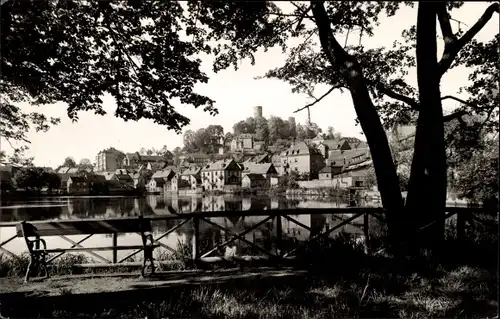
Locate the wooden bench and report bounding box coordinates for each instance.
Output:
[16,216,160,282]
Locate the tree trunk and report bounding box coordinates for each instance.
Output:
[310,2,406,246]
[405,2,447,255]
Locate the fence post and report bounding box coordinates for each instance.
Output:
[112,233,118,263]
[276,213,282,257]
[456,211,465,241]
[192,217,200,263]
[363,212,370,254]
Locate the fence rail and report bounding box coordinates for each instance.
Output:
[0,207,494,266]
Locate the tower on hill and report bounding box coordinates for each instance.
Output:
[254,105,263,118]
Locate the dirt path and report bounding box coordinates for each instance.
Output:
[0,267,307,298]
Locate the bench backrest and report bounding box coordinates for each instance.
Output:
[16,217,153,237]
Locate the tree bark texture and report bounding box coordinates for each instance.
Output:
[405,2,447,253]
[310,1,406,245]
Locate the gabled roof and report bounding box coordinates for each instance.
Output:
[115,174,133,182]
[152,177,166,184]
[181,166,201,176]
[85,174,107,183]
[96,172,117,181]
[321,140,344,149]
[68,176,86,183]
[56,166,71,174]
[125,152,140,160]
[201,159,241,172]
[281,141,321,156]
[244,173,266,181]
[319,165,342,174]
[242,163,276,175]
[328,148,370,163]
[152,169,174,179]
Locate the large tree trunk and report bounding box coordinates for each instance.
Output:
[310,2,406,246]
[405,2,447,254]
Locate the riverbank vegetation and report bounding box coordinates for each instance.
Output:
[1,214,496,318]
[1,221,497,318]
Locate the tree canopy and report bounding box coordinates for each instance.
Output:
[1,0,217,160]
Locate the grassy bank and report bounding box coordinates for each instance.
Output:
[2,239,497,319]
[1,214,497,318]
[0,241,195,278]
[49,265,495,319]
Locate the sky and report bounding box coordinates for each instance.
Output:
[2,2,498,168]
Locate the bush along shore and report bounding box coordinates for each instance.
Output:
[0,217,497,319]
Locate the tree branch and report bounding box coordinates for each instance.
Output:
[441,95,477,108]
[437,3,456,45]
[438,2,500,76]
[295,4,313,30]
[443,110,467,122]
[293,85,340,114]
[375,82,420,110]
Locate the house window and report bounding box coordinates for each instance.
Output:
[326,174,329,177]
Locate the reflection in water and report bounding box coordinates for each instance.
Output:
[0,195,381,259]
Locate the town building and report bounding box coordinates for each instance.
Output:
[330,160,373,188]
[148,178,166,193]
[241,163,278,186]
[317,140,352,158]
[200,159,242,191]
[242,174,267,189]
[318,164,343,180]
[95,147,125,172]
[280,141,325,179]
[123,152,174,169]
[67,176,89,195]
[83,173,107,194]
[147,169,175,193]
[230,133,255,152]
[179,166,202,190]
[326,148,371,167]
[179,152,212,166]
[171,174,192,192]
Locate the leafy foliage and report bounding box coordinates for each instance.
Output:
[1,0,218,159]
[183,125,224,153]
[453,136,498,205]
[11,167,60,192]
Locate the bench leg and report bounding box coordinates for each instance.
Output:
[39,252,49,280]
[24,254,35,283]
[24,252,49,283]
[141,246,156,277]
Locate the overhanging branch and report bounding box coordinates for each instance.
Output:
[438,2,500,76]
[375,82,420,110]
[441,95,478,109]
[437,4,456,45]
[293,85,341,114]
[443,110,467,122]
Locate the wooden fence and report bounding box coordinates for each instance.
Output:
[0,207,494,266]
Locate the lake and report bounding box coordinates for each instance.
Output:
[0,195,382,262]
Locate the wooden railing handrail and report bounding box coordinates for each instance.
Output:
[0,206,494,228]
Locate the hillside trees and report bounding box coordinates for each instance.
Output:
[183,125,224,153]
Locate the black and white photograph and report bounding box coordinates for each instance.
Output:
[0,1,498,318]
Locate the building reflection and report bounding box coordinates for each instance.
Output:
[1,195,376,257]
